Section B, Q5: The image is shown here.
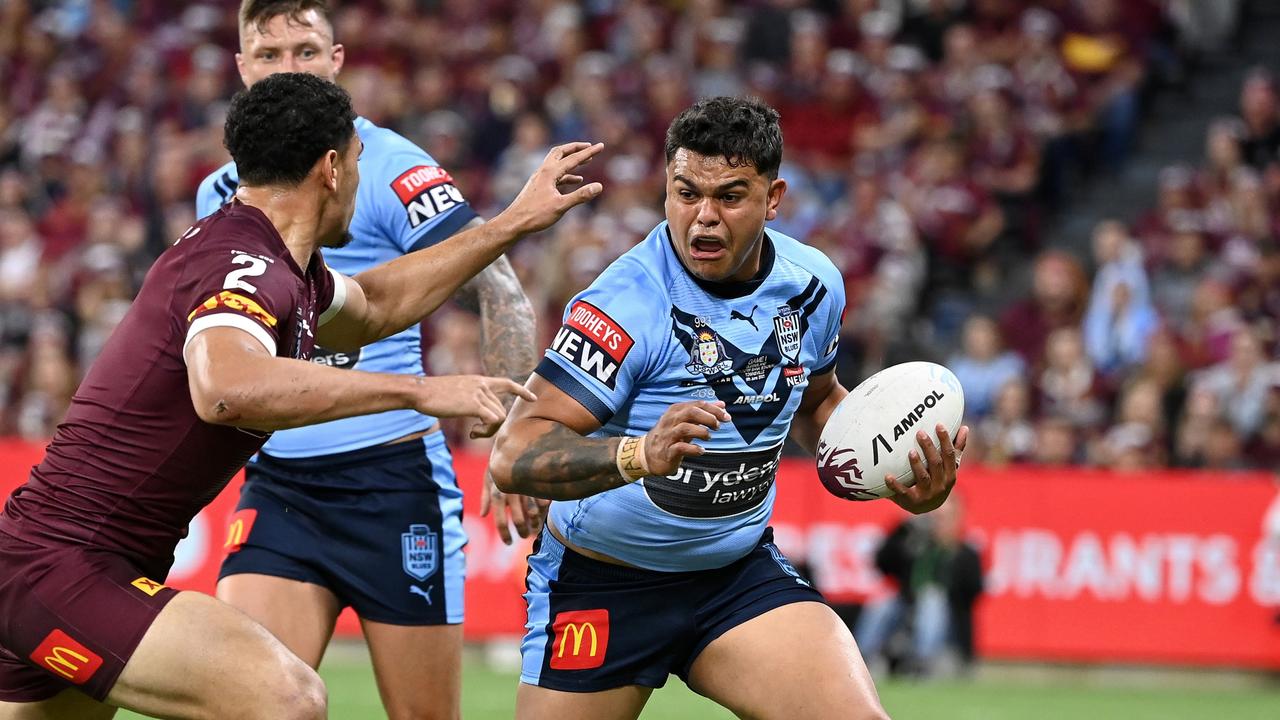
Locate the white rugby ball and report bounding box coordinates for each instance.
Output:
[816,361,964,501]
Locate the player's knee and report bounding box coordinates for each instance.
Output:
[254,662,326,720]
[288,666,328,720]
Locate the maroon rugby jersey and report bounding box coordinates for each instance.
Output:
[0,200,341,575]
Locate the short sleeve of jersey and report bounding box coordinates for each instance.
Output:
[180,236,300,359]
[811,260,846,378]
[375,150,478,253]
[534,262,658,425]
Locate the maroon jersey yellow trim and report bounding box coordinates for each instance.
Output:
[187,291,278,328]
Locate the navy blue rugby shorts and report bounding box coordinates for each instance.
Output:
[520,526,822,691]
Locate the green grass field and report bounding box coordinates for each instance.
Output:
[116,648,1280,719]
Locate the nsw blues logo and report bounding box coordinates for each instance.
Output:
[772,306,802,366]
[401,524,439,581]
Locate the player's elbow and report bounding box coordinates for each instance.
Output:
[487,446,519,495]
[189,379,271,430]
[487,436,528,496]
[191,386,247,427]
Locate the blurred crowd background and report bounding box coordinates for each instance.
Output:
[0,0,1275,471]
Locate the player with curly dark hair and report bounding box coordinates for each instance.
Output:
[223,72,357,188]
[0,72,603,719]
[197,3,548,718]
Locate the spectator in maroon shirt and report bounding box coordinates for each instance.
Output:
[1240,68,1280,171]
[1034,325,1110,431]
[1180,278,1246,369]
[1199,118,1248,231]
[901,0,969,64]
[1245,383,1280,469]
[783,49,874,171]
[1031,415,1082,466]
[929,23,986,118]
[813,165,924,371]
[968,80,1042,252]
[1134,164,1206,267]
[1129,327,1190,449]
[969,0,1024,65]
[978,378,1037,465]
[854,48,928,169]
[1000,249,1088,368]
[1060,0,1146,172]
[904,135,1004,293]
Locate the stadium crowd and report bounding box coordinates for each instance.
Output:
[0,0,1273,470]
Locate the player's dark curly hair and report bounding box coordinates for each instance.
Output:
[240,0,333,36]
[664,97,783,180]
[223,72,355,187]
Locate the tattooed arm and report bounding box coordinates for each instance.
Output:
[451,243,538,382]
[449,219,545,540]
[489,374,730,500]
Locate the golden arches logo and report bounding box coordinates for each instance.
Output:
[558,622,599,658]
[224,519,248,549]
[223,509,257,552]
[43,646,90,680]
[30,629,102,685]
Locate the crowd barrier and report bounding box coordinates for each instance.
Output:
[1,440,1276,668]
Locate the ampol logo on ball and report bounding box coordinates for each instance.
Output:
[0,441,1276,667]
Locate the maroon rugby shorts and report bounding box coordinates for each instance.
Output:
[0,531,178,703]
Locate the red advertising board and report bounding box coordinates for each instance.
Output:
[1,439,1277,668]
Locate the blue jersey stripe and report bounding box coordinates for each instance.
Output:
[535,357,614,425]
[811,354,838,377]
[407,204,479,253]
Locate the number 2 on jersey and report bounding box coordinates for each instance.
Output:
[224,253,267,294]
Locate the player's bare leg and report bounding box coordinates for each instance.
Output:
[515,683,652,720]
[106,591,326,720]
[0,689,117,719]
[686,602,889,720]
[216,574,342,668]
[359,620,462,720]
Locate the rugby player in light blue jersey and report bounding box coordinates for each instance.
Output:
[196,3,548,718]
[491,97,969,719]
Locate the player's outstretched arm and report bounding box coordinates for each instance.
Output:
[788,369,850,456]
[317,142,604,351]
[185,326,533,433]
[489,374,731,500]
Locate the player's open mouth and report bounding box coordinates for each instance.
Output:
[690,237,726,260]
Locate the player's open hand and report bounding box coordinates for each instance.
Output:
[480,469,550,545]
[412,375,537,439]
[642,401,732,477]
[499,142,605,236]
[885,423,969,515]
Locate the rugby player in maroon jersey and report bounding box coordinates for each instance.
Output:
[0,73,603,720]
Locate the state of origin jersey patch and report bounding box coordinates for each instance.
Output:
[390,165,465,228]
[549,301,634,389]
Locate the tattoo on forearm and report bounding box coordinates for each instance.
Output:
[462,257,537,387]
[511,424,630,500]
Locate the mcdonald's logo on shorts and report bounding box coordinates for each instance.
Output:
[29,629,103,685]
[224,509,258,552]
[549,609,609,670]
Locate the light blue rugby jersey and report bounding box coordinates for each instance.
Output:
[537,222,845,572]
[196,116,478,463]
